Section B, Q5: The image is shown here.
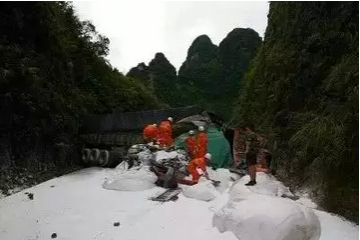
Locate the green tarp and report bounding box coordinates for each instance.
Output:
[174,126,233,169]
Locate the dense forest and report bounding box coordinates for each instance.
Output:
[232,1,358,222]
[127,28,261,119]
[0,2,162,190]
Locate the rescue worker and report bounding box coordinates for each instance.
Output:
[185,130,196,158]
[244,125,261,186]
[187,153,212,183]
[143,124,158,143]
[196,126,208,158]
[158,117,174,147]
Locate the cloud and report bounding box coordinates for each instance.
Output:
[73,1,269,73]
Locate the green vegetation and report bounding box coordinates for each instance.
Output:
[127,29,261,119]
[177,30,261,119]
[232,2,358,222]
[178,35,220,109]
[217,28,262,118]
[148,53,178,107]
[127,53,178,107]
[0,2,161,171]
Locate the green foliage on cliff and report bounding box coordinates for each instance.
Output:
[232,1,358,222]
[0,2,160,167]
[178,30,261,118]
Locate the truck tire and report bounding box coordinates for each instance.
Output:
[105,151,123,168]
[82,148,91,165]
[99,150,110,167]
[90,148,100,165]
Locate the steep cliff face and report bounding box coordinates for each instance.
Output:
[126,53,178,107]
[218,28,261,100]
[148,53,178,106]
[177,30,261,118]
[216,28,262,118]
[127,29,261,115]
[127,62,150,85]
[232,1,358,222]
[177,35,220,107]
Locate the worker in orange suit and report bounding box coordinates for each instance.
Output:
[143,124,158,143]
[196,126,208,158]
[186,153,212,183]
[185,130,196,158]
[158,117,174,147]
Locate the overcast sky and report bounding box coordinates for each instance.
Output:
[74,1,269,74]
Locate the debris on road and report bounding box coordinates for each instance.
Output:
[24,192,34,200]
[150,188,182,202]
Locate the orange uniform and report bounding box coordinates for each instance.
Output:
[185,135,196,158]
[196,132,208,158]
[143,124,158,141]
[187,157,207,183]
[158,120,173,146]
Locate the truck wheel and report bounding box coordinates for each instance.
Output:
[90,148,100,165]
[82,148,91,165]
[99,150,110,167]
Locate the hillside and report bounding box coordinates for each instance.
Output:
[177,35,220,109]
[217,28,262,118]
[232,1,359,222]
[127,29,261,118]
[0,2,161,185]
[178,30,261,118]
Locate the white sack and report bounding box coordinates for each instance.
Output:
[155,150,178,163]
[213,181,321,240]
[182,180,220,202]
[207,168,232,193]
[230,172,295,199]
[138,150,153,166]
[103,167,157,191]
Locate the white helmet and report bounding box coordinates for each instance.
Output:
[204,153,212,160]
[153,124,157,127]
[198,126,205,132]
[167,117,173,122]
[189,130,194,135]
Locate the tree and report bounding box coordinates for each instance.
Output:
[0,2,160,171]
[232,1,358,222]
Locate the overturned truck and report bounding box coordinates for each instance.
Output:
[79,106,231,167]
[79,105,234,169]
